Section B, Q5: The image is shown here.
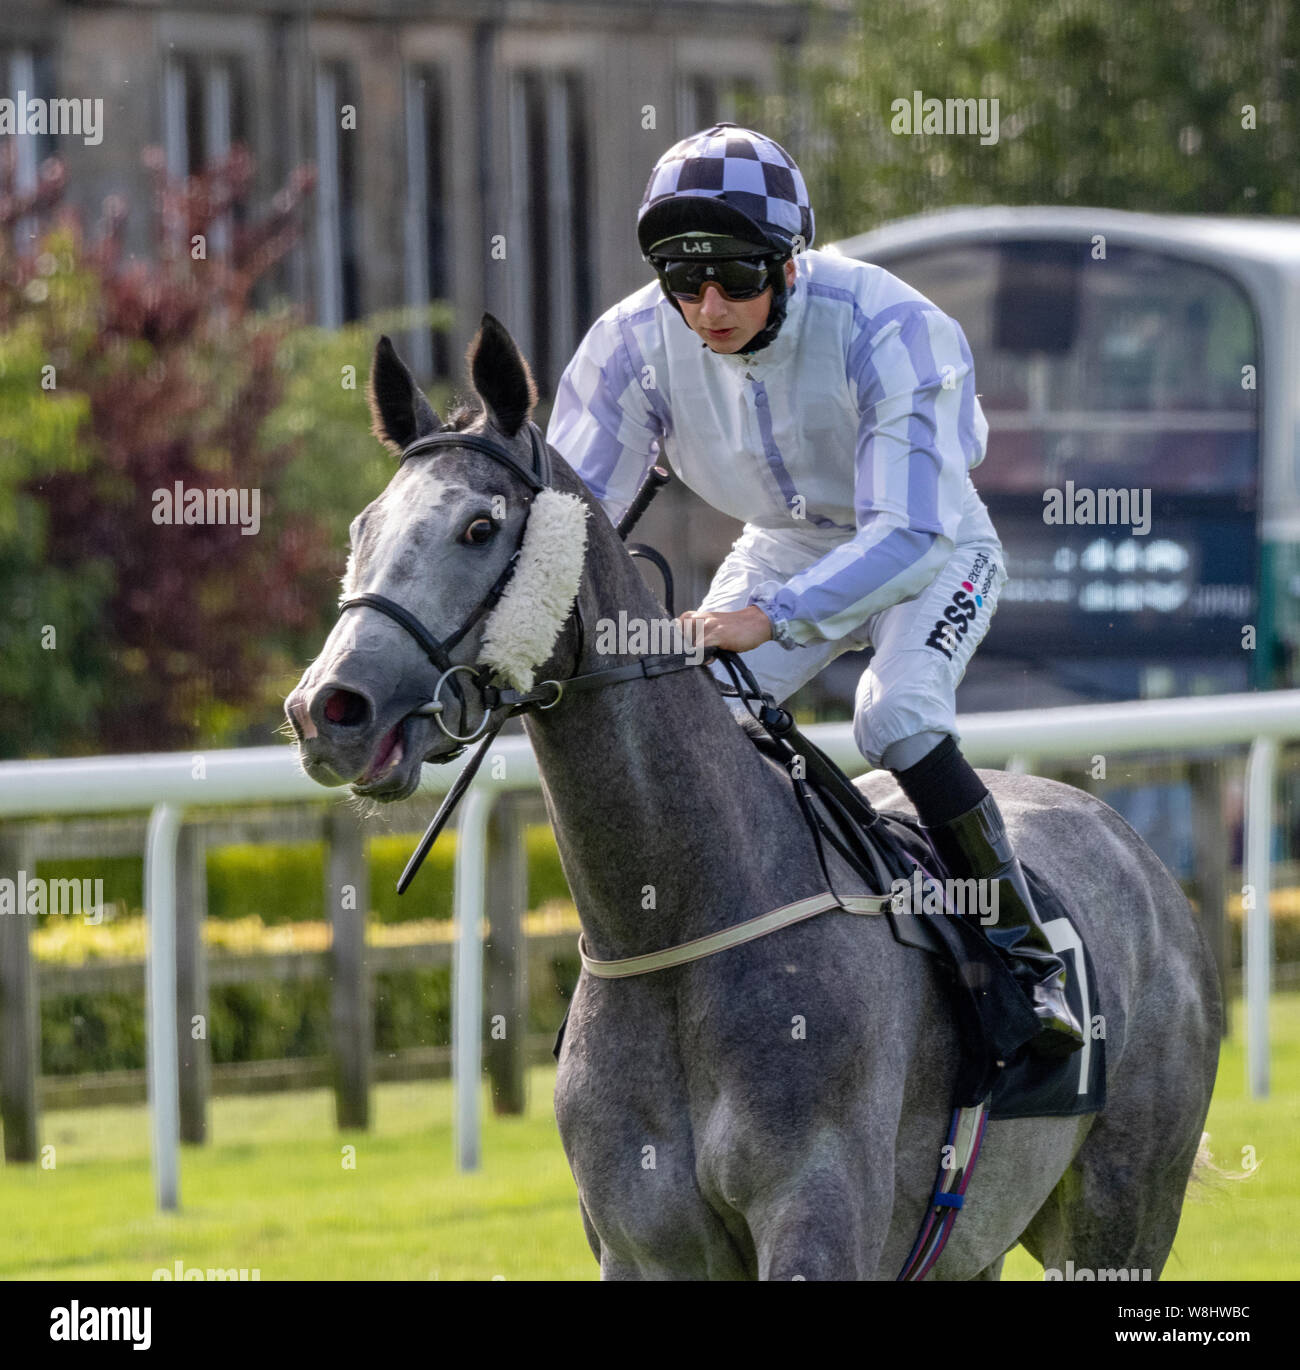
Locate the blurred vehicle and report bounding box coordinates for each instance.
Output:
[832,206,1300,708]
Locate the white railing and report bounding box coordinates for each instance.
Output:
[0,689,1294,1210]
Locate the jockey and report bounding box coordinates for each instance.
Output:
[547,123,1083,1058]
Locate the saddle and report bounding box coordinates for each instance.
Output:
[729,692,1105,1120]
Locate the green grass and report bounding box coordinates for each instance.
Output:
[3,993,1297,1280]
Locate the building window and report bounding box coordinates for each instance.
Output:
[403,67,449,380]
[161,54,247,257]
[162,54,248,176]
[675,75,759,137]
[313,61,360,327]
[5,46,57,203]
[507,69,590,395]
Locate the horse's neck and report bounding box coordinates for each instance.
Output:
[523,542,814,961]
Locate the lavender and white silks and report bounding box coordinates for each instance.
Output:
[547,247,1007,767]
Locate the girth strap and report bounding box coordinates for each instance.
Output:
[578,890,895,979]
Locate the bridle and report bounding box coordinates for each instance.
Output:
[332,419,703,892]
[339,421,570,748]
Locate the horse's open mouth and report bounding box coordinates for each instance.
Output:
[351,718,424,800]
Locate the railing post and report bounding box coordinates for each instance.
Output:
[1243,737,1276,1099]
[1188,759,1230,1036]
[326,806,371,1131]
[145,803,182,1211]
[175,824,210,1144]
[484,792,529,1116]
[0,825,39,1163]
[453,787,493,1171]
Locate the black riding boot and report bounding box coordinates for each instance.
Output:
[924,792,1085,1059]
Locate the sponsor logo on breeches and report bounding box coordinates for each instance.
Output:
[924,551,995,660]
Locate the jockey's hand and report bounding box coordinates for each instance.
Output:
[678,604,774,655]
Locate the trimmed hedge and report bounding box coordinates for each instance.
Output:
[34,825,577,1075]
[40,953,578,1079]
[33,825,571,927]
[32,822,1300,1078]
[39,949,580,1077]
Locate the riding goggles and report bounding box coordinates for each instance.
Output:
[652,255,780,303]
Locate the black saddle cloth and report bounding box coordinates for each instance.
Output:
[867,807,1106,1119]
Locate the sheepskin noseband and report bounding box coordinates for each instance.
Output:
[477,488,589,691]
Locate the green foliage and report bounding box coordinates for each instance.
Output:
[0,154,467,759]
[263,304,457,552]
[0,233,113,754]
[40,981,333,1074]
[208,825,569,925]
[207,980,332,1067]
[776,0,1299,242]
[40,951,579,1076]
[373,968,453,1052]
[40,992,147,1075]
[39,950,579,1076]
[0,150,341,758]
[32,822,577,1075]
[32,823,571,933]
[206,841,327,926]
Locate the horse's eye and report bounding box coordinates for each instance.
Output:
[462,517,496,546]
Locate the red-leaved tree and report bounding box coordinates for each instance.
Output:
[1,145,343,755]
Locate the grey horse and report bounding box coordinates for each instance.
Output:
[286,316,1221,1280]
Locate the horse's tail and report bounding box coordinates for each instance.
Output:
[1188,1131,1257,1191]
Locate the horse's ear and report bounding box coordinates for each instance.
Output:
[368,335,441,456]
[468,313,537,438]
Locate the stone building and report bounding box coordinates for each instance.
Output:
[3,0,860,710]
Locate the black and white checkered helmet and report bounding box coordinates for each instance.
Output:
[637,123,815,259]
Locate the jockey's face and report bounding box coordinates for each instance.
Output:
[679,257,797,353]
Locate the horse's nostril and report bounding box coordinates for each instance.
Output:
[323,689,369,728]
